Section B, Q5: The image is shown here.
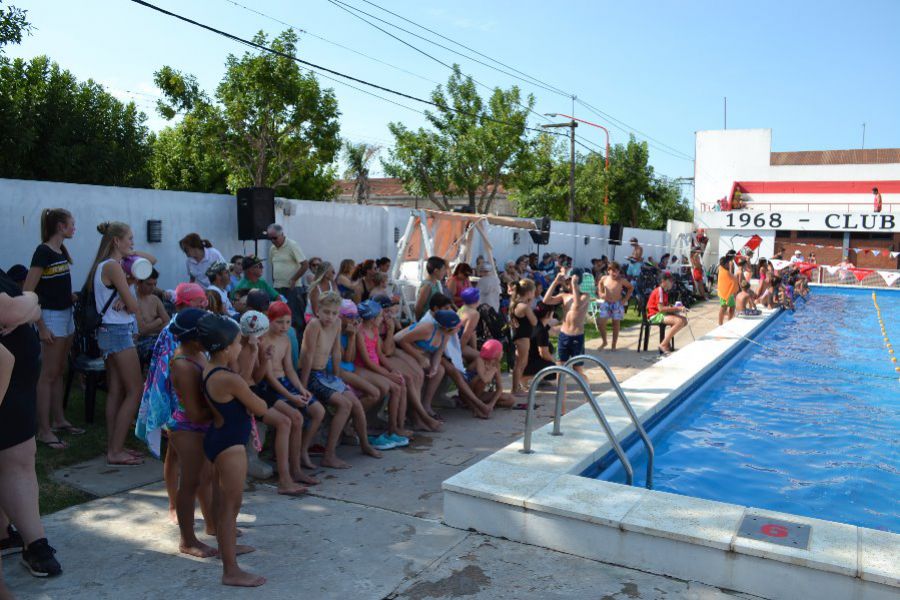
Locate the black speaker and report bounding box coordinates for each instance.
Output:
[528,216,551,245]
[237,187,275,241]
[608,222,624,246]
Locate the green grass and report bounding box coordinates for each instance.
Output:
[36,387,142,514]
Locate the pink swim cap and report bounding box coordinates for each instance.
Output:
[479,339,503,360]
[340,299,358,318]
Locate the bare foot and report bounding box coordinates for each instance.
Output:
[400,428,415,438]
[658,344,672,356]
[235,544,255,555]
[179,540,218,558]
[277,483,308,497]
[598,340,607,350]
[321,455,352,469]
[292,471,320,485]
[168,508,178,524]
[107,452,143,466]
[361,445,383,459]
[222,568,265,587]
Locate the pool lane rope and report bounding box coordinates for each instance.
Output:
[685,310,899,383]
[872,292,900,380]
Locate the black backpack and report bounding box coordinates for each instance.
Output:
[475,303,509,347]
[73,283,117,359]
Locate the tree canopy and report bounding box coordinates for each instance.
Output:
[153,30,341,199]
[384,66,533,213]
[0,55,152,187]
[0,1,30,52]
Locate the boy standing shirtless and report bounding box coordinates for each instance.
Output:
[596,261,633,350]
[543,267,590,368]
[299,291,381,468]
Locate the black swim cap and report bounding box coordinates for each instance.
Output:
[170,308,207,342]
[196,313,240,353]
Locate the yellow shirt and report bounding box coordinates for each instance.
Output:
[269,238,306,288]
[717,265,738,300]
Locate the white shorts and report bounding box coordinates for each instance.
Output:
[42,308,75,338]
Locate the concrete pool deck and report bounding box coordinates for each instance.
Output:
[6,301,768,599]
[443,306,900,600]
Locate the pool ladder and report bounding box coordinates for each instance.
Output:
[519,355,655,489]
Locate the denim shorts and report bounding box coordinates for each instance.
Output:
[42,308,75,338]
[97,322,136,358]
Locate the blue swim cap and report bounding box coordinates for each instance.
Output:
[170,308,207,342]
[357,299,382,320]
[460,287,480,305]
[434,310,461,329]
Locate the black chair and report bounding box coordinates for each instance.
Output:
[62,352,106,424]
[636,299,674,353]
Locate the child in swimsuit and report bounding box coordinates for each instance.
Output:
[196,313,269,588]
[259,301,321,491]
[165,309,217,559]
[355,300,410,447]
[299,291,382,469]
[462,339,513,410]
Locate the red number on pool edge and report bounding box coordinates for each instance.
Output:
[761,524,789,538]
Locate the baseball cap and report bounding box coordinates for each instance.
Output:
[241,255,263,270]
[174,283,208,308]
[197,313,240,353]
[240,310,269,337]
[206,261,229,281]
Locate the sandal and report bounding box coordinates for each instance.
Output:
[37,437,68,450]
[51,425,86,436]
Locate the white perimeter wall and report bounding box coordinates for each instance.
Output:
[0,178,673,289]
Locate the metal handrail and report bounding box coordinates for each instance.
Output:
[564,355,655,488]
[520,365,634,486]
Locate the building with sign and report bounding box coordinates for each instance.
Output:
[694,129,899,270]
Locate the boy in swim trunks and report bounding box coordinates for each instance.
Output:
[596,261,634,351]
[735,281,760,316]
[299,291,381,468]
[647,272,688,355]
[543,267,590,369]
[259,302,322,487]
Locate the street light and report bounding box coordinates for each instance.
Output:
[547,113,611,225]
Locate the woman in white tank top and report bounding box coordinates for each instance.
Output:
[85,221,156,467]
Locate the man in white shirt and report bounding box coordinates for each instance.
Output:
[267,223,308,330]
[475,263,501,312]
[790,250,804,264]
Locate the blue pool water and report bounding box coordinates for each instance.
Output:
[587,287,900,533]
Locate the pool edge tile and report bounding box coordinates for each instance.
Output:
[858,526,900,587]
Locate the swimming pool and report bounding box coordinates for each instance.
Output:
[586,287,900,533]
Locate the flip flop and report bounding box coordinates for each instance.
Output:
[106,456,144,468]
[52,425,86,436]
[37,438,68,450]
[512,402,540,411]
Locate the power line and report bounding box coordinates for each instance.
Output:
[576,98,694,161]
[221,0,441,86]
[356,0,574,98]
[127,0,557,136]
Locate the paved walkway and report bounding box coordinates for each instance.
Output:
[9,301,759,599]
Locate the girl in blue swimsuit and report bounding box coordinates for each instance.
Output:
[196,314,269,588]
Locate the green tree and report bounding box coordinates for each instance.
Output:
[384,66,533,213]
[0,55,152,187]
[642,176,693,229]
[153,30,341,199]
[343,141,380,204]
[0,2,31,52]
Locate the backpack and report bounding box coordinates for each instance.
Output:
[475,303,509,348]
[73,282,117,359]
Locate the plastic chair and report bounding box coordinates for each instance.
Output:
[579,273,602,318]
[62,353,106,424]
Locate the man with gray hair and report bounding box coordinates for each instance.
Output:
[266,223,308,328]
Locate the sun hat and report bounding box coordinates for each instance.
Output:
[371,294,397,309]
[460,287,480,305]
[340,299,358,318]
[479,339,503,360]
[174,282,208,308]
[794,250,803,256]
[169,308,207,342]
[267,300,291,321]
[433,310,460,329]
[205,261,229,281]
[239,310,269,337]
[197,313,240,353]
[357,299,382,320]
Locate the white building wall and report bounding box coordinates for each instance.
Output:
[0,178,672,289]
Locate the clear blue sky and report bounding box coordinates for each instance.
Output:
[7,0,900,181]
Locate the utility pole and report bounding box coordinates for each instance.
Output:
[541,120,579,222]
[724,96,727,130]
[861,122,866,149]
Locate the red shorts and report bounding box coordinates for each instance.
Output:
[692,268,703,282]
